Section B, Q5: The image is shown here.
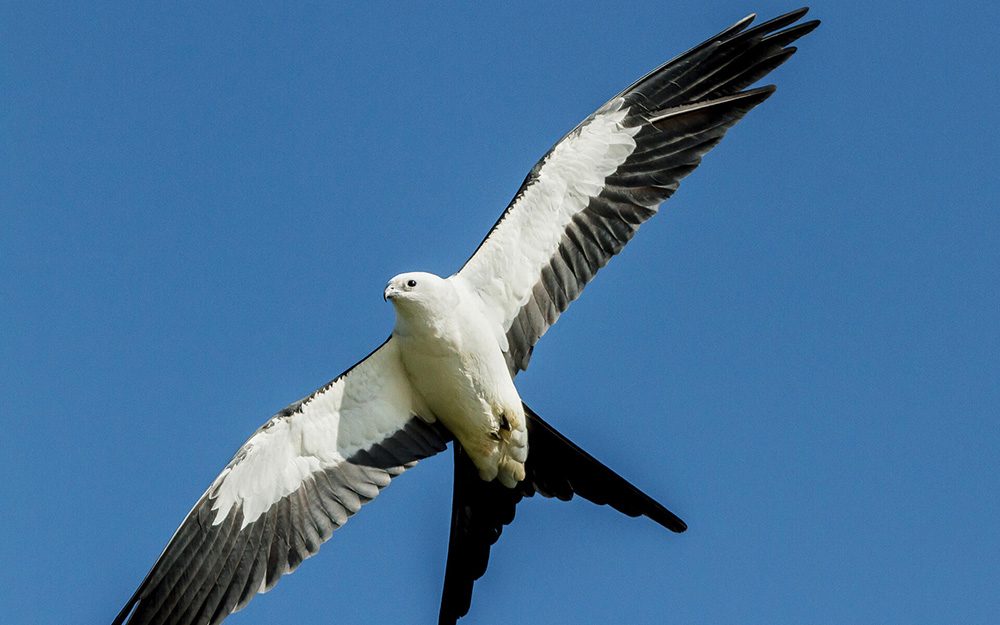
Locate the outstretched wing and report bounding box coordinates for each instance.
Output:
[455,8,819,375]
[113,338,449,625]
[438,405,686,625]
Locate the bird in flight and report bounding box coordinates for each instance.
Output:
[113,8,818,625]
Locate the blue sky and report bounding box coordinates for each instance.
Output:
[3,2,998,624]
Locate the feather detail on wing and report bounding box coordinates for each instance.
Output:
[113,339,449,625]
[455,8,819,375]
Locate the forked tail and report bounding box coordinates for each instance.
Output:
[438,403,686,624]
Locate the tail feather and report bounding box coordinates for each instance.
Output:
[437,403,685,624]
[522,405,687,532]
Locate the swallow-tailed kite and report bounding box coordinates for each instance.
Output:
[113,8,818,625]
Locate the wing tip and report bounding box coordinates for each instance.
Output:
[111,591,140,625]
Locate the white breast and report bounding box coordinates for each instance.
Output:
[399,292,515,424]
[387,272,527,484]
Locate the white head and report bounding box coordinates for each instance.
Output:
[383,272,457,326]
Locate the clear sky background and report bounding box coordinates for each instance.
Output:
[3,2,998,624]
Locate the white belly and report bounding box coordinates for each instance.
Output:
[394,302,527,486]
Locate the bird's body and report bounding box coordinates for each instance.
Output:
[112,9,819,625]
[386,272,528,487]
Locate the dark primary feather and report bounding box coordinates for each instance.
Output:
[493,8,819,374]
[113,417,448,625]
[438,405,686,625]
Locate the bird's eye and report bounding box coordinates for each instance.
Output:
[406,279,417,288]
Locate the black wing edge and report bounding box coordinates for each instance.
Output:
[459,6,820,280]
[495,8,820,374]
[112,416,450,625]
[438,403,686,624]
